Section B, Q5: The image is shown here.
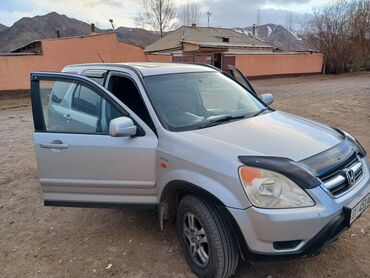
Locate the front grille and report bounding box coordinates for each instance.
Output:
[319,154,363,197]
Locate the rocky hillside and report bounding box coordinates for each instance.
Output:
[115,26,159,48]
[0,13,314,53]
[234,23,314,51]
[0,23,7,33]
[0,12,98,52]
[0,12,158,53]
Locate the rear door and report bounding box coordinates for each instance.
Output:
[30,72,158,207]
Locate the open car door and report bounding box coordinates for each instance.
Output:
[227,65,257,96]
[30,72,158,207]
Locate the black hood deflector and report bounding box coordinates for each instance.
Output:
[238,156,321,189]
[238,137,361,189]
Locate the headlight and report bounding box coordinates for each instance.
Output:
[239,166,315,208]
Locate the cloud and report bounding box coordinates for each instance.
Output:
[0,10,33,26]
[198,0,286,27]
[194,0,314,28]
[261,0,327,13]
[0,0,319,29]
[0,0,139,28]
[264,0,311,4]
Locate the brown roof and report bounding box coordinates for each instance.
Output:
[10,32,143,54]
[145,26,275,53]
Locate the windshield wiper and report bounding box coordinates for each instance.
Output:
[200,115,246,128]
[250,107,270,118]
[198,108,270,129]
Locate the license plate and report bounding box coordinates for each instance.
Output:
[350,194,370,224]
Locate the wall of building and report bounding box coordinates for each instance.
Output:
[0,33,323,92]
[145,54,172,63]
[173,53,212,64]
[0,33,170,91]
[233,52,323,77]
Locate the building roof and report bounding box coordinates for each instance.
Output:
[10,32,141,54]
[64,62,217,76]
[145,26,275,53]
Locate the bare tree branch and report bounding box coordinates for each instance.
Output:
[136,0,178,37]
[179,1,201,26]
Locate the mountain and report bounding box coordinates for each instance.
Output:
[234,24,314,51]
[0,13,313,53]
[0,12,99,52]
[0,12,158,53]
[115,26,159,48]
[0,23,7,33]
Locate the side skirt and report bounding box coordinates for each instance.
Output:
[44,200,158,210]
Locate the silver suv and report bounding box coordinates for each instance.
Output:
[30,63,370,278]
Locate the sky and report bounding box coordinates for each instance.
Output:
[0,0,329,30]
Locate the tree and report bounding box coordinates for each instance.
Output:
[136,0,178,37]
[285,12,294,51]
[179,1,201,26]
[348,0,370,70]
[305,0,370,73]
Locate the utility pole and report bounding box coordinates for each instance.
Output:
[109,19,115,30]
[256,8,261,26]
[207,10,212,27]
[252,24,256,46]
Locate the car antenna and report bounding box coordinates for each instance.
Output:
[98,52,104,63]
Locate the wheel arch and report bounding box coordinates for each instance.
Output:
[159,179,249,260]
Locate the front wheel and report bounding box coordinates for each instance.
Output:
[177,195,239,278]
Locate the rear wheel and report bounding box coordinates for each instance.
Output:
[177,195,239,278]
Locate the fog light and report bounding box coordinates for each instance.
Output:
[273,240,302,250]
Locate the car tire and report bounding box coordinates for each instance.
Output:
[177,195,239,278]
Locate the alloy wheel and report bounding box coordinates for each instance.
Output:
[182,212,209,266]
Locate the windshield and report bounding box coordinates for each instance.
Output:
[144,71,267,131]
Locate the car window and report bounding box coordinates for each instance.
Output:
[197,75,241,111]
[228,68,255,93]
[107,75,155,131]
[39,79,123,134]
[88,77,105,85]
[230,70,248,87]
[145,72,265,131]
[81,69,107,85]
[72,84,100,116]
[51,81,72,104]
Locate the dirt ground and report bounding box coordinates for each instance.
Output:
[0,73,369,278]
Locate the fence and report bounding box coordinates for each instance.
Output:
[0,33,171,92]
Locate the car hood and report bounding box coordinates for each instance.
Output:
[182,111,343,161]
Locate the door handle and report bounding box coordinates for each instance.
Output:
[40,140,69,149]
[63,114,72,122]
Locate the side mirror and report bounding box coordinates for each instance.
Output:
[260,93,274,105]
[109,116,137,137]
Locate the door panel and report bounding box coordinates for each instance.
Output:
[30,72,158,205]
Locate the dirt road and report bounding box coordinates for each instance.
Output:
[0,73,369,278]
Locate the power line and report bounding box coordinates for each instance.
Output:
[89,4,109,20]
[87,3,115,29]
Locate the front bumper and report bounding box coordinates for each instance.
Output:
[229,157,370,255]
